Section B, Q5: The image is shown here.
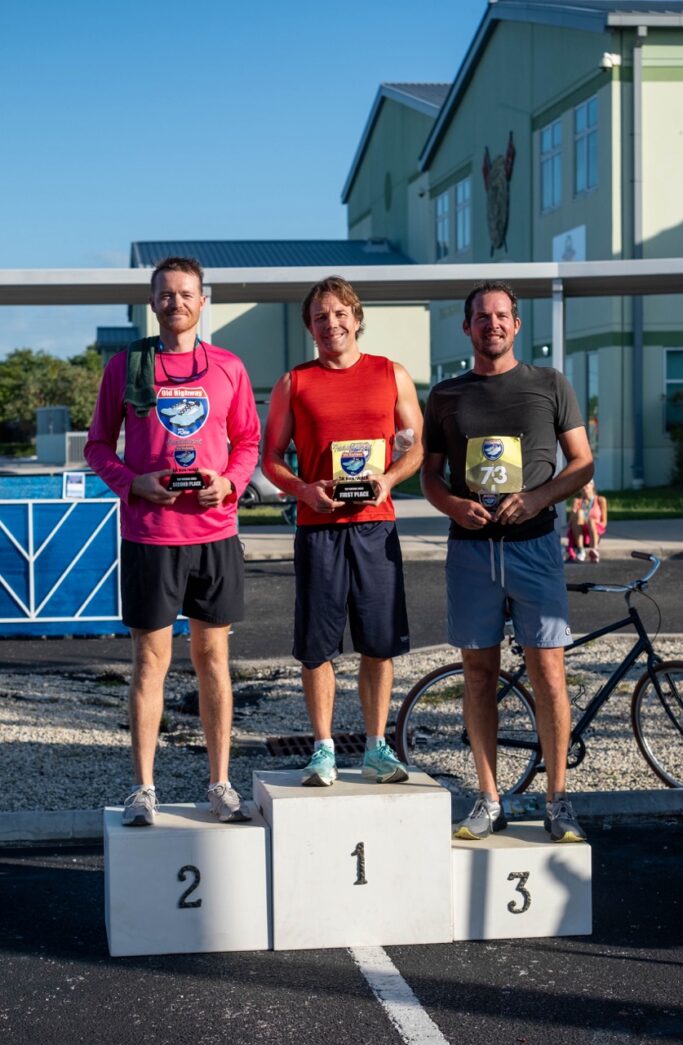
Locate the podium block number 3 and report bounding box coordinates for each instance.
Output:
[178,865,202,909]
[507,871,531,914]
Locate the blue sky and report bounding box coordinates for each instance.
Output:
[0,0,487,358]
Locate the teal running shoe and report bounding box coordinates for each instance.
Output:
[361,740,409,783]
[302,747,338,787]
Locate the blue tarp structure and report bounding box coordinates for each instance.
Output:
[0,473,188,637]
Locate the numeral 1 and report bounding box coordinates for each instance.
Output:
[351,842,367,885]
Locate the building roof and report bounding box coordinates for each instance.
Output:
[130,239,415,269]
[341,83,450,204]
[95,326,139,345]
[419,0,683,170]
[382,83,451,109]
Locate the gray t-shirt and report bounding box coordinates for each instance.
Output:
[424,362,585,541]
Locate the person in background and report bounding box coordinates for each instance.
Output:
[567,480,608,563]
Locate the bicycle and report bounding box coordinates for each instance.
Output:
[395,551,683,795]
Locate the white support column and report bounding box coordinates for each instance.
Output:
[552,279,567,527]
[200,284,212,343]
[551,278,565,374]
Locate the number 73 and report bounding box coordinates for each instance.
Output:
[480,465,508,485]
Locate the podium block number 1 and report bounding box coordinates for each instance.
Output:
[178,865,202,909]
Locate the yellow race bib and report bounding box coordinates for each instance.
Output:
[465,435,523,494]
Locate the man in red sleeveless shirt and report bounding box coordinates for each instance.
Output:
[263,276,423,786]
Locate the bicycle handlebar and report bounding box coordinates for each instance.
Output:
[566,551,661,595]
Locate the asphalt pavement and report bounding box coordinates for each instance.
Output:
[1,501,682,1044]
[1,819,681,1045]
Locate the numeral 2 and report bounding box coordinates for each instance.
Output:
[178,864,202,908]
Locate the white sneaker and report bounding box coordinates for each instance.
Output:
[589,547,600,562]
[121,786,158,827]
[208,783,251,823]
[576,549,586,562]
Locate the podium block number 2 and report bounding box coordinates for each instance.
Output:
[178,865,202,909]
[507,871,531,914]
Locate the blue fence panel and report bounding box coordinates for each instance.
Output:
[0,473,190,637]
[0,498,127,636]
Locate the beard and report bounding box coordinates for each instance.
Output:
[475,338,514,360]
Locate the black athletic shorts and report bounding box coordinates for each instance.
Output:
[293,521,410,668]
[121,536,244,630]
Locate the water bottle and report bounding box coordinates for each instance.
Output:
[392,427,415,460]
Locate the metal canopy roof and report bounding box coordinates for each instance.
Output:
[131,238,415,269]
[0,259,681,306]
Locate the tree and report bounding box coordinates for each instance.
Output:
[0,347,103,439]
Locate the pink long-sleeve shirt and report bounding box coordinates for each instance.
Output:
[84,344,260,545]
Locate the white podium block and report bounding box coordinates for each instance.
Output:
[451,821,592,940]
[104,802,271,956]
[254,768,452,950]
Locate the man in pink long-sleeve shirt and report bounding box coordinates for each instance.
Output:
[85,256,260,826]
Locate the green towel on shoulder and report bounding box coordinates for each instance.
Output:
[124,336,160,417]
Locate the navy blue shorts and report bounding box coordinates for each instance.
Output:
[293,522,410,668]
[121,536,244,630]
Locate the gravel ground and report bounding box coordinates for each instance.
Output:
[1,636,680,811]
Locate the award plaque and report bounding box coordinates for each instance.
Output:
[166,471,205,492]
[478,491,504,511]
[331,439,385,502]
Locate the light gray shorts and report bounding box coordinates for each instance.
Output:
[446,530,572,649]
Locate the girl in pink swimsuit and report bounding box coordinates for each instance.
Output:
[567,480,608,562]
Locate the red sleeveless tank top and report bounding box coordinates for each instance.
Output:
[291,354,398,526]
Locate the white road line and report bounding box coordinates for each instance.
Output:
[349,945,450,1045]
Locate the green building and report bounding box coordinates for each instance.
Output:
[343,1,683,488]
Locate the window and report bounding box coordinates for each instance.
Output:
[455,177,471,252]
[575,96,598,194]
[565,356,574,388]
[540,119,562,211]
[435,190,450,260]
[587,351,599,453]
[665,349,683,430]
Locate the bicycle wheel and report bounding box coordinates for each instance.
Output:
[395,662,539,796]
[631,660,683,788]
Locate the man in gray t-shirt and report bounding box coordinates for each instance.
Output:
[422,280,594,844]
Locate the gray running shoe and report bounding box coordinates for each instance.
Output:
[121,786,158,827]
[208,783,252,823]
[453,793,507,840]
[301,747,338,786]
[544,793,586,843]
